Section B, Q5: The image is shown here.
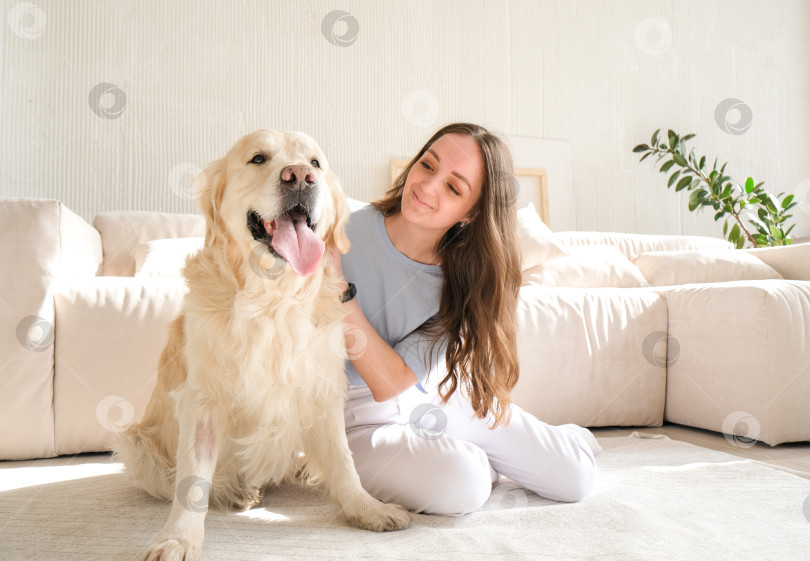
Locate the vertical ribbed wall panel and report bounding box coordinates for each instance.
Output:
[1,0,808,239]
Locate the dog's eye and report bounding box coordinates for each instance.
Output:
[311,159,320,169]
[249,154,266,165]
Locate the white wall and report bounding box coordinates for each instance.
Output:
[2,0,809,239]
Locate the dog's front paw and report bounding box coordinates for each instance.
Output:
[141,538,201,561]
[346,501,412,532]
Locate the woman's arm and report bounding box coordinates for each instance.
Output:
[341,299,419,401]
[329,249,419,402]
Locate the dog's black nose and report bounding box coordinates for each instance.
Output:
[280,165,317,190]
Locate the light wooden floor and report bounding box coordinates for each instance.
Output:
[591,422,810,477]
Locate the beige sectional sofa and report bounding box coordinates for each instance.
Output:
[1,197,808,460]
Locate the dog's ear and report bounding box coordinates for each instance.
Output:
[324,170,351,254]
[196,157,227,247]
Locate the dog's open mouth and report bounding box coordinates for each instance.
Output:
[247,206,325,277]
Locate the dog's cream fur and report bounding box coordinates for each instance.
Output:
[114,130,410,561]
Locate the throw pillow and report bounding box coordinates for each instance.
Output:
[632,249,784,286]
[522,245,649,288]
[516,203,567,271]
[131,237,205,278]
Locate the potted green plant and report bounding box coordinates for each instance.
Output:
[633,129,796,248]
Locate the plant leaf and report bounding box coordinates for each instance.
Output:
[782,194,795,209]
[689,190,702,211]
[668,170,682,187]
[651,129,660,147]
[673,152,688,167]
[676,176,692,192]
[730,223,741,241]
[661,160,676,173]
[633,144,649,153]
[745,177,754,193]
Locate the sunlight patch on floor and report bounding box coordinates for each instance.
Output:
[0,462,123,492]
[640,460,751,472]
[235,508,290,522]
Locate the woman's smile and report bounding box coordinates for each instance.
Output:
[412,189,433,210]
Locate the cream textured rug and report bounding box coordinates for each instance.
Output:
[1,433,808,561]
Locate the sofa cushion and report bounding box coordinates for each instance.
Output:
[651,279,810,445]
[513,285,667,427]
[516,203,567,270]
[53,277,187,455]
[132,237,205,278]
[0,198,102,460]
[554,231,733,259]
[742,242,810,280]
[94,211,204,276]
[522,245,648,288]
[633,249,783,286]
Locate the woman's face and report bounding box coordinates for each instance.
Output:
[401,133,484,235]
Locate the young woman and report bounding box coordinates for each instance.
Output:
[330,123,600,516]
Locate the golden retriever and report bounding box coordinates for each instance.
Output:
[114,129,411,561]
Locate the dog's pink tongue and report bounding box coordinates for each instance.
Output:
[270,211,324,277]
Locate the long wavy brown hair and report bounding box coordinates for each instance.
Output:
[373,123,522,427]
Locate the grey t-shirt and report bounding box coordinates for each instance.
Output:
[341,204,445,390]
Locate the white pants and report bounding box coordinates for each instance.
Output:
[344,382,600,516]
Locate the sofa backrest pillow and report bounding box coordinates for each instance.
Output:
[516,203,567,270]
[94,211,205,276]
[554,231,734,259]
[632,249,784,286]
[131,237,205,278]
[522,245,649,288]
